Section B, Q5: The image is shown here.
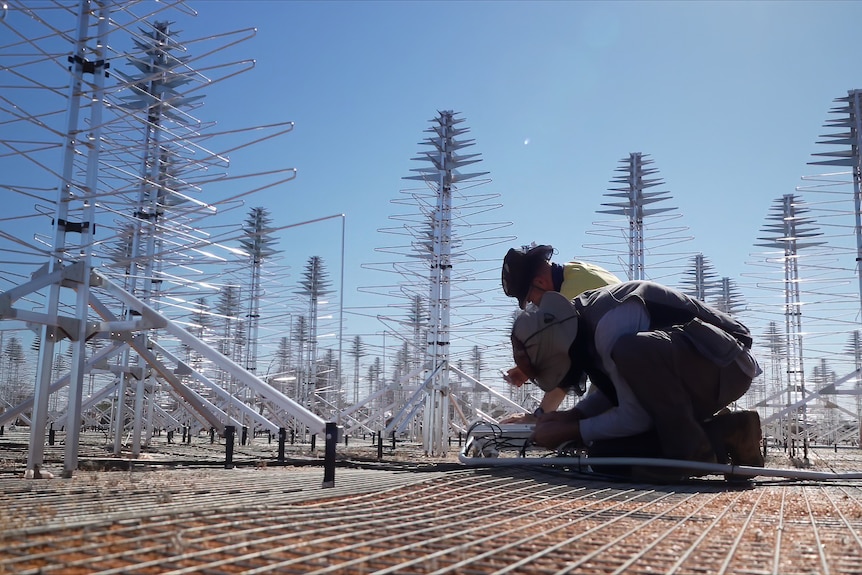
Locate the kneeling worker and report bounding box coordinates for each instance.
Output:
[501,244,620,419]
[510,281,764,471]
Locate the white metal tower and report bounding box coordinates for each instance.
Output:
[713,277,746,316]
[809,89,862,321]
[23,0,110,476]
[588,152,691,282]
[401,111,490,455]
[0,1,327,476]
[755,194,825,458]
[241,207,280,376]
[680,253,720,302]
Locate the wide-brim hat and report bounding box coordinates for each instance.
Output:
[502,244,554,309]
[510,290,579,392]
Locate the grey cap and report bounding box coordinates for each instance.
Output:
[511,291,579,392]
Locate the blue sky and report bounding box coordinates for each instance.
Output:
[183,0,862,278]
[4,1,862,398]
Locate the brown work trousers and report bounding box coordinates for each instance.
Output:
[611,327,753,462]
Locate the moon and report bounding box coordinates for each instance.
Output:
[523,138,530,146]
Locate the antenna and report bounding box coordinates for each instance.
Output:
[754,194,825,460]
[0,1,316,476]
[585,152,693,282]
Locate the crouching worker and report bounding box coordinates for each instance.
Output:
[500,244,621,421]
[510,280,764,480]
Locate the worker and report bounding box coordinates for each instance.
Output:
[510,281,764,475]
[501,244,621,420]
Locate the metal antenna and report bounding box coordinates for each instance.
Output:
[366,110,505,455]
[410,111,480,455]
[680,253,720,302]
[240,207,280,377]
[0,2,326,475]
[586,152,692,282]
[755,194,825,460]
[783,88,862,449]
[119,18,185,458]
[22,0,111,477]
[713,277,746,316]
[809,89,862,321]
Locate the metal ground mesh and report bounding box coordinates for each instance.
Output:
[3,448,862,574]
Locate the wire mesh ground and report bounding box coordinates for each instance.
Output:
[3,431,862,574]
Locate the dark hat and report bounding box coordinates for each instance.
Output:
[502,244,554,309]
[511,290,579,392]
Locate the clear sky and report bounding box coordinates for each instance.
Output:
[4,1,862,399]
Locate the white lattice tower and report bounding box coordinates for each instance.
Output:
[680,253,720,302]
[755,194,825,457]
[301,256,334,413]
[403,111,490,455]
[240,207,279,376]
[17,0,110,476]
[809,89,862,321]
[96,14,297,448]
[587,152,692,282]
[119,19,188,457]
[0,2,319,475]
[422,112,454,455]
[791,88,862,444]
[713,277,746,316]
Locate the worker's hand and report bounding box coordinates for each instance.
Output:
[503,366,529,387]
[499,412,537,424]
[531,417,583,449]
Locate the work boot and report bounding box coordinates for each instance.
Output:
[704,410,764,468]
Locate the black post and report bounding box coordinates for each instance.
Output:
[224,425,235,469]
[167,430,173,444]
[278,427,286,463]
[344,434,349,447]
[182,426,187,443]
[310,434,316,451]
[322,422,338,488]
[187,427,192,444]
[48,423,55,446]
[241,426,248,446]
[290,429,295,445]
[458,432,462,447]
[391,431,396,450]
[210,427,215,444]
[268,430,272,445]
[377,431,383,461]
[0,425,4,436]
